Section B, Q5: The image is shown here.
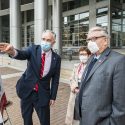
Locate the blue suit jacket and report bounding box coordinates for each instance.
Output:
[15,45,61,106]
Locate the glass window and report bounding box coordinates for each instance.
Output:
[111,8,122,47]
[111,0,120,3]
[1,0,9,10]
[63,2,68,12]
[96,0,108,2]
[27,25,34,46]
[27,9,34,22]
[64,17,68,24]
[75,14,79,20]
[21,0,33,5]
[62,11,89,48]
[122,10,125,46]
[68,1,75,10]
[96,7,108,27]
[80,12,89,19]
[63,0,89,11]
[1,15,9,42]
[80,0,89,6]
[74,0,89,8]
[21,12,24,24]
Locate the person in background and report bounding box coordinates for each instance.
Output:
[65,47,91,125]
[0,30,61,125]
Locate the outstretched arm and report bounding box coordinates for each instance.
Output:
[0,43,31,60]
[0,43,16,56]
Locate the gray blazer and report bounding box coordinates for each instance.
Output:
[79,47,125,125]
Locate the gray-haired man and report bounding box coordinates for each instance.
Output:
[79,26,125,125]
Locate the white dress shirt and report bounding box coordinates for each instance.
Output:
[42,50,52,77]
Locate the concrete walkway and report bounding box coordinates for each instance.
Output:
[0,48,125,125]
[0,67,70,125]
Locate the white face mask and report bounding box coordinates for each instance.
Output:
[87,41,99,54]
[79,55,88,63]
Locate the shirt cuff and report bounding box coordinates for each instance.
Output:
[11,49,18,58]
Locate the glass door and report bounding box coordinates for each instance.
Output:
[27,24,34,46]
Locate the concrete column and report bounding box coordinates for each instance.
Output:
[24,11,27,47]
[48,6,52,29]
[89,0,96,28]
[10,0,21,49]
[52,0,62,55]
[34,0,48,45]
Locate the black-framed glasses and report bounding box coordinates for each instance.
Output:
[86,36,105,42]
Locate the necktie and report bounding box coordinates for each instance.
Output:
[40,53,46,79]
[84,58,97,82]
[79,58,97,107]
[34,53,46,92]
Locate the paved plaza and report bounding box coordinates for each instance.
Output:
[0,49,125,125]
[0,66,70,125]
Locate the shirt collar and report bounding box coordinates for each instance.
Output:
[94,54,100,59]
[42,49,52,56]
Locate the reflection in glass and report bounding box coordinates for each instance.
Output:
[1,15,9,42]
[27,25,34,46]
[62,11,89,49]
[122,11,125,46]
[111,8,122,47]
[96,7,108,27]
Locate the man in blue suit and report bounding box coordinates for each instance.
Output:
[0,30,61,125]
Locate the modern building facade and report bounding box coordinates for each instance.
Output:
[0,0,125,56]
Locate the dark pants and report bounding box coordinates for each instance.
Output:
[21,91,50,125]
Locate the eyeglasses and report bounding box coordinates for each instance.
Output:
[86,36,105,42]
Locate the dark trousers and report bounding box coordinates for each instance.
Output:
[21,91,50,125]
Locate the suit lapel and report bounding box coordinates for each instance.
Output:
[37,46,42,71]
[85,47,111,82]
[80,55,94,84]
[85,56,107,82]
[48,51,56,73]
[42,50,57,78]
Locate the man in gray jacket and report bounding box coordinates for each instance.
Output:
[78,26,125,125]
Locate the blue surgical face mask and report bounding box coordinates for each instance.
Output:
[41,41,52,52]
